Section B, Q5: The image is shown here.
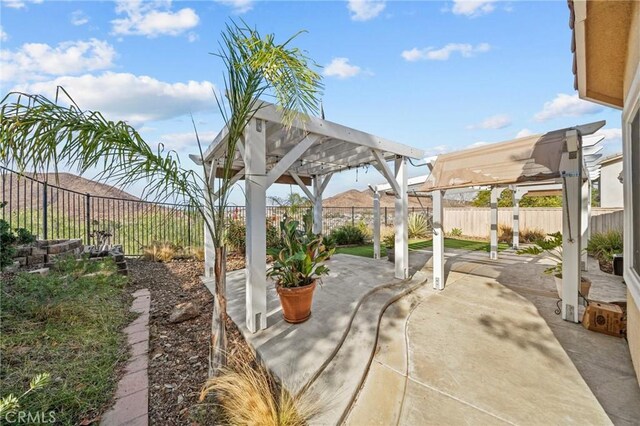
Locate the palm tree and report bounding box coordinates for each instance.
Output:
[0,21,323,375]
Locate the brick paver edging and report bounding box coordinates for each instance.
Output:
[101,289,150,426]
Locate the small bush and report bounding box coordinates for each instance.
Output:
[498,225,512,243]
[226,220,246,253]
[0,219,17,269]
[142,241,179,262]
[190,246,205,261]
[520,228,545,243]
[14,227,36,245]
[200,361,320,426]
[448,227,463,237]
[408,213,430,239]
[356,220,372,241]
[383,233,395,249]
[330,224,366,246]
[266,220,281,249]
[587,230,623,262]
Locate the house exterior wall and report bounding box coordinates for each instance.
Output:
[599,160,624,208]
[622,0,640,386]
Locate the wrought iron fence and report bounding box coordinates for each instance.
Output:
[1,166,431,255]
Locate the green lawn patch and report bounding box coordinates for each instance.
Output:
[0,258,133,425]
[335,238,509,258]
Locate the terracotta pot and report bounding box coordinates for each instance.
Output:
[554,275,592,299]
[276,280,317,324]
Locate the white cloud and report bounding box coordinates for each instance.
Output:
[0,26,7,42]
[215,0,254,14]
[424,145,449,157]
[70,10,90,26]
[1,39,116,82]
[515,128,534,138]
[467,114,511,130]
[158,131,218,152]
[451,0,497,17]
[1,0,42,9]
[13,72,217,125]
[111,0,199,38]
[347,0,386,21]
[594,128,622,145]
[323,57,361,79]
[187,32,198,43]
[534,93,603,122]
[467,141,489,148]
[402,42,490,61]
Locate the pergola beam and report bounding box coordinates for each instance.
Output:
[290,171,315,201]
[265,135,320,187]
[372,150,401,198]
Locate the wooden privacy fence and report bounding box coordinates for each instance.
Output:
[443,207,624,238]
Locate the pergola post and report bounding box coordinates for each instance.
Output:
[432,190,445,290]
[581,178,590,271]
[394,156,409,279]
[373,188,381,260]
[312,176,323,235]
[243,118,268,333]
[512,188,526,250]
[561,130,582,323]
[490,187,504,259]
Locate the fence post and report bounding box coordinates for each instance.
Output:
[187,207,192,247]
[85,193,91,245]
[42,182,48,240]
[384,207,388,226]
[351,206,355,226]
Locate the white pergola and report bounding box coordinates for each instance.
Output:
[418,121,605,323]
[196,102,424,333]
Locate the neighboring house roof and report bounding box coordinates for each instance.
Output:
[598,153,623,166]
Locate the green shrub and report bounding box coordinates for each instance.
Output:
[0,219,17,269]
[356,220,372,241]
[448,227,463,237]
[408,213,430,239]
[383,233,395,249]
[266,220,281,249]
[330,224,366,246]
[226,220,246,253]
[587,230,623,262]
[14,227,36,245]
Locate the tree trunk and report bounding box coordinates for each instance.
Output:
[209,245,228,377]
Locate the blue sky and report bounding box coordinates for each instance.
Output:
[0,0,622,204]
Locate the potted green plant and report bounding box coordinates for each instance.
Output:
[267,218,334,323]
[517,232,591,299]
[383,233,395,262]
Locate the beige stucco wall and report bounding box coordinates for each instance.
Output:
[600,160,624,208]
[624,0,640,387]
[623,1,639,100]
[628,290,640,384]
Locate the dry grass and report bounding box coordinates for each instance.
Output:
[190,246,205,261]
[142,242,205,262]
[199,361,320,426]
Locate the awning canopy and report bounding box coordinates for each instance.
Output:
[420,121,605,192]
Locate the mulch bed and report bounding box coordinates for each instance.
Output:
[127,258,253,425]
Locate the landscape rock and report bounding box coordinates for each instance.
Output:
[168,302,199,324]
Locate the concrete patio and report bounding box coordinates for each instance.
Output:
[346,248,640,425]
[203,251,430,411]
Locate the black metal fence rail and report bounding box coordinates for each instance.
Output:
[2,166,431,255]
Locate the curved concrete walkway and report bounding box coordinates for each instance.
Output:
[346,268,614,425]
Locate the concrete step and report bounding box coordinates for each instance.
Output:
[307,270,429,425]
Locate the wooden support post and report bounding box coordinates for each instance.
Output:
[373,189,381,259]
[432,190,445,290]
[512,188,527,250]
[490,187,503,260]
[244,118,268,333]
[561,130,582,323]
[395,156,409,279]
[581,178,590,271]
[313,176,323,235]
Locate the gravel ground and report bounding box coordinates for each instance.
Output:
[127,258,253,425]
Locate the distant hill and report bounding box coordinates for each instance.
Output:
[323,188,431,208]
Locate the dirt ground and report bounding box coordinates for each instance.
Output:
[127,258,252,425]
